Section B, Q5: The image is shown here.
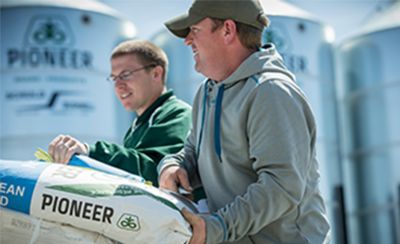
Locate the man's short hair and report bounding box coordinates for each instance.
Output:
[211,18,263,51]
[111,40,169,82]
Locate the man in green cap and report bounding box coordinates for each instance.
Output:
[158,0,330,243]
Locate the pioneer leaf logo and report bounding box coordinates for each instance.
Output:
[7,15,92,69]
[33,21,66,44]
[26,16,72,46]
[117,214,140,231]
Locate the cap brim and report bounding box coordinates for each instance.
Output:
[165,12,205,38]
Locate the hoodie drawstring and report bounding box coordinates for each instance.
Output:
[196,80,209,159]
[197,81,224,163]
[214,85,224,162]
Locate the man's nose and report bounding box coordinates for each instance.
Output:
[114,78,126,86]
[184,33,193,46]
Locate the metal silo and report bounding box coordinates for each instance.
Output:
[337,2,400,243]
[261,1,343,243]
[0,0,136,160]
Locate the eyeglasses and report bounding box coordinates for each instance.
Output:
[107,64,157,83]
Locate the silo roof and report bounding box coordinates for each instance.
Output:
[0,0,121,18]
[260,0,321,24]
[360,1,400,34]
[339,1,400,44]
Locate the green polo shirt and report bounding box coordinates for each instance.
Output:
[89,90,191,186]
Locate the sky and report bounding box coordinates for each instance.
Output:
[100,0,393,43]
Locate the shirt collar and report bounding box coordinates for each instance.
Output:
[135,90,174,125]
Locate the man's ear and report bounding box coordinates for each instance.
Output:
[223,19,237,44]
[152,65,164,82]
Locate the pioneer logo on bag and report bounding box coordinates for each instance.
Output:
[117,213,140,231]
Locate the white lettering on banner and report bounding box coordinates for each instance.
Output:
[0,195,9,206]
[0,182,26,197]
[41,193,114,224]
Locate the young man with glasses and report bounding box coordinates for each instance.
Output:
[47,40,192,187]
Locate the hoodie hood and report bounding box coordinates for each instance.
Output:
[203,44,297,162]
[220,44,296,87]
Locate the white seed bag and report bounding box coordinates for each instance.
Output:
[0,159,192,244]
[0,208,117,244]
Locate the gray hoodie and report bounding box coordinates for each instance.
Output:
[158,44,330,244]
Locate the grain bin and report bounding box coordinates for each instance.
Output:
[337,2,400,243]
[0,0,136,160]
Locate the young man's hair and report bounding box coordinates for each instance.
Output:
[211,18,263,51]
[111,40,169,82]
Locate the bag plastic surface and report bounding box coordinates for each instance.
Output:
[0,208,116,244]
[0,159,192,244]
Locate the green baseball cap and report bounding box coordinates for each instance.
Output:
[165,0,269,38]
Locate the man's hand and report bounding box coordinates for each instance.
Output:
[182,208,206,244]
[159,165,192,193]
[48,135,88,164]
